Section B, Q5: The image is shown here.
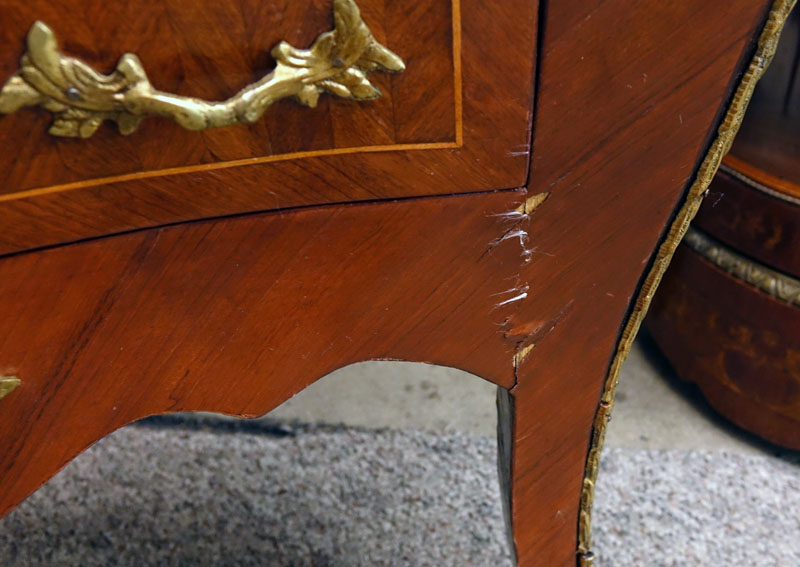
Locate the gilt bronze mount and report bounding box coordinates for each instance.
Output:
[0,0,405,138]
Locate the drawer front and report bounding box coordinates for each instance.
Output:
[0,0,538,254]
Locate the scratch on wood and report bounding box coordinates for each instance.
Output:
[496,292,529,307]
[492,191,556,368]
[492,285,528,297]
[493,283,530,309]
[490,191,551,262]
[506,299,576,365]
[495,229,529,246]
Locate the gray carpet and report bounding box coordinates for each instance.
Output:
[0,419,798,566]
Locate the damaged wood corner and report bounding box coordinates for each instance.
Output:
[498,190,562,390]
[507,299,576,373]
[490,190,550,253]
[515,191,550,215]
[492,190,555,391]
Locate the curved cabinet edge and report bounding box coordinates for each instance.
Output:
[0,190,526,519]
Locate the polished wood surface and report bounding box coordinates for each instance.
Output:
[0,0,786,566]
[511,1,771,564]
[0,192,529,521]
[0,0,456,181]
[730,6,800,185]
[0,0,538,255]
[695,167,800,278]
[648,245,800,450]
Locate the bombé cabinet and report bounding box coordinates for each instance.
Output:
[0,0,793,565]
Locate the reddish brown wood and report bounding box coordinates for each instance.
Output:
[0,191,528,521]
[0,0,538,255]
[695,168,800,278]
[0,0,781,565]
[648,12,800,453]
[0,0,454,185]
[506,1,771,565]
[647,245,800,449]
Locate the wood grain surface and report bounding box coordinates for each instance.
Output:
[648,9,800,454]
[647,245,800,450]
[0,0,538,255]
[0,0,783,566]
[510,1,772,564]
[0,191,527,522]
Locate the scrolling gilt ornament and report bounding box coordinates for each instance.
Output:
[0,0,405,138]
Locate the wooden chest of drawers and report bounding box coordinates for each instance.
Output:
[0,1,792,565]
[0,0,538,254]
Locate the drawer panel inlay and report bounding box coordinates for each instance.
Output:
[0,0,538,255]
[0,0,405,138]
[0,0,459,195]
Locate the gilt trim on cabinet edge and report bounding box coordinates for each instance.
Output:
[0,0,405,138]
[683,227,800,305]
[576,1,797,565]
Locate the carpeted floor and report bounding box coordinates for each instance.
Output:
[0,419,798,566]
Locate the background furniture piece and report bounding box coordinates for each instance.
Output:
[0,1,792,565]
[647,7,800,450]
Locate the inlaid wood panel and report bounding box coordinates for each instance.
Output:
[0,0,539,255]
[0,0,786,566]
[0,0,455,188]
[0,191,527,521]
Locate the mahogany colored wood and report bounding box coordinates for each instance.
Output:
[647,245,800,449]
[695,168,800,278]
[0,0,538,255]
[0,0,783,566]
[0,192,526,521]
